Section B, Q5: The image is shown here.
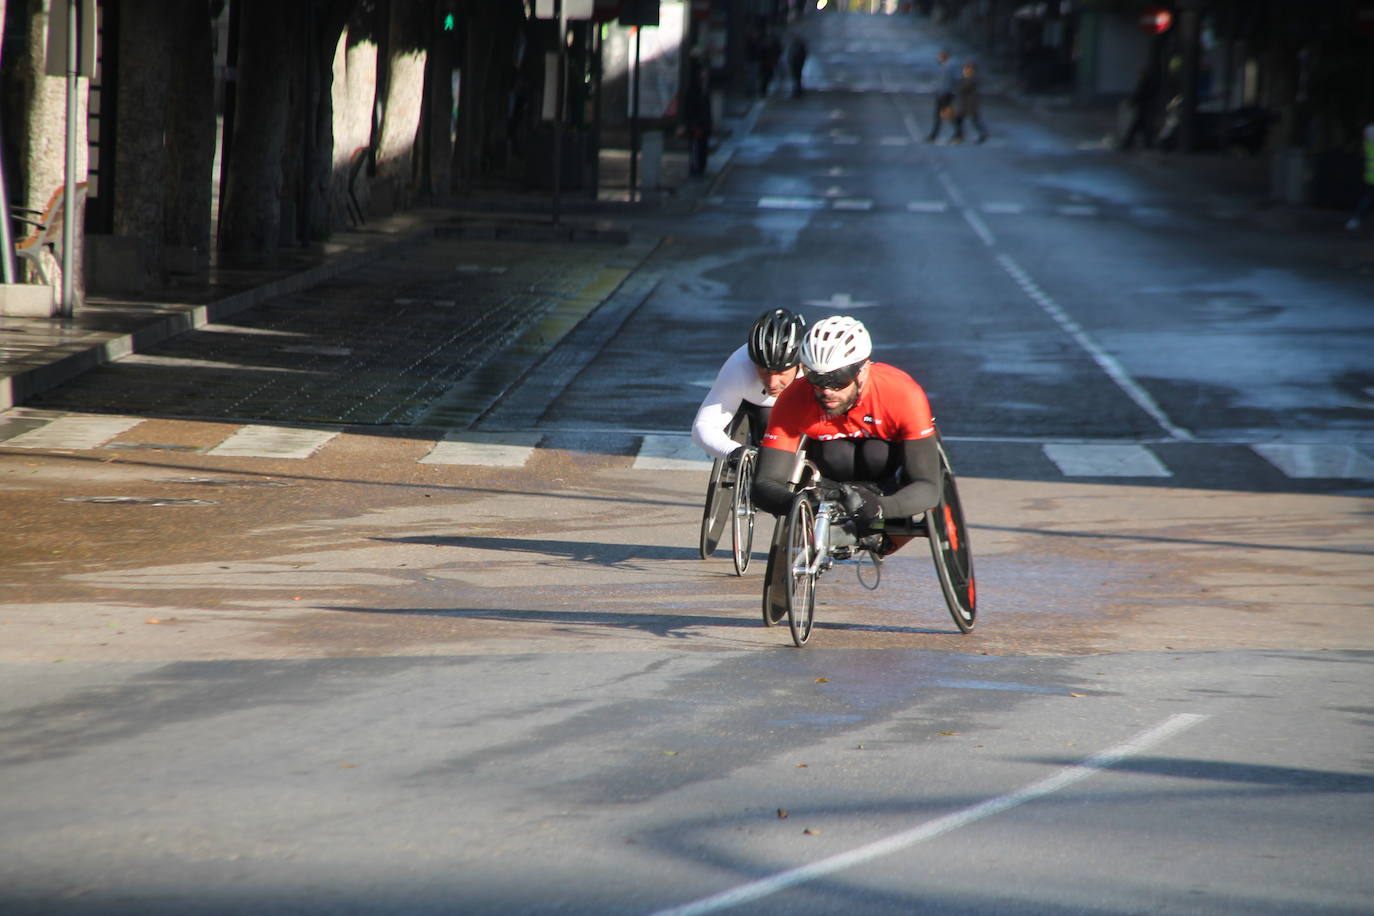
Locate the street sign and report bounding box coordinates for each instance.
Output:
[619,0,661,27]
[534,0,594,19]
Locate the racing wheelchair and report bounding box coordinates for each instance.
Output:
[698,415,760,577]
[760,432,976,647]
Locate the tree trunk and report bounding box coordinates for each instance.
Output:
[163,1,216,263]
[219,0,301,253]
[374,1,427,211]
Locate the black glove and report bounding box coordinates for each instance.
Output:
[840,482,884,525]
[816,478,848,502]
[727,445,746,468]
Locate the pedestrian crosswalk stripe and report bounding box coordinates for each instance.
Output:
[1251,444,1374,480]
[2,415,142,450]
[206,425,339,459]
[1042,443,1172,478]
[758,196,825,210]
[832,198,874,211]
[420,432,539,467]
[633,435,712,471]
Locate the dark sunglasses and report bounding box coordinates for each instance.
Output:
[805,363,863,390]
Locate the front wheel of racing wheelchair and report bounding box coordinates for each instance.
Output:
[698,412,759,576]
[761,432,977,647]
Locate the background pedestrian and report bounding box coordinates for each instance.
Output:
[684,59,713,177]
[788,31,808,98]
[927,49,958,142]
[952,60,988,144]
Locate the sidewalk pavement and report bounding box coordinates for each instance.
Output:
[0,100,757,415]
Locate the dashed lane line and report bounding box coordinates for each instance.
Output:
[1043,442,1172,478]
[1252,443,1374,480]
[420,432,540,467]
[204,425,339,460]
[2,415,141,450]
[634,434,713,471]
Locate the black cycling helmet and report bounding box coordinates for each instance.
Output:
[747,308,806,371]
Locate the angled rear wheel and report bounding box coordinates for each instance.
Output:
[928,440,976,632]
[699,456,731,559]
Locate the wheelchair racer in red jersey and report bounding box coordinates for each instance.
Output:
[752,315,943,567]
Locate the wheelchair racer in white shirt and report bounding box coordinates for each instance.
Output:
[691,308,806,466]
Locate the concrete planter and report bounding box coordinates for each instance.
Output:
[0,283,57,317]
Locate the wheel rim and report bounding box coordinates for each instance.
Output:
[698,457,730,559]
[786,497,816,646]
[732,450,755,575]
[929,468,976,631]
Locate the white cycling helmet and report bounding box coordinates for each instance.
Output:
[800,315,872,374]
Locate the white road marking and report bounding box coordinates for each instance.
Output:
[3,416,142,450]
[802,292,878,310]
[420,432,540,467]
[996,253,1194,441]
[651,714,1209,916]
[1251,444,1374,480]
[758,196,825,210]
[831,198,874,211]
[1043,443,1172,478]
[981,202,1024,214]
[634,434,711,471]
[906,200,949,213]
[961,209,997,247]
[206,425,339,459]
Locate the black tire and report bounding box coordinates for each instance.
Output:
[698,456,731,559]
[760,517,789,627]
[927,441,976,632]
[731,448,757,575]
[785,495,818,647]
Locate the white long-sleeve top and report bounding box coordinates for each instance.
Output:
[691,345,776,460]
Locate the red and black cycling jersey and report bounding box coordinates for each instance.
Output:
[761,361,936,452]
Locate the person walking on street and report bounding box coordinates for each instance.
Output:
[760,28,782,98]
[951,60,988,144]
[788,30,808,98]
[1120,64,1160,150]
[1346,122,1374,232]
[684,59,713,177]
[927,49,959,142]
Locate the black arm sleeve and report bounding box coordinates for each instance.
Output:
[876,437,941,519]
[752,446,799,517]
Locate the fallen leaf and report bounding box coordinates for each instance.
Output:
[1069,692,1087,698]
[145,618,161,624]
[777,809,788,819]
[662,750,678,756]
[339,762,357,769]
[814,677,828,683]
[795,762,808,768]
[938,731,959,736]
[803,828,820,836]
